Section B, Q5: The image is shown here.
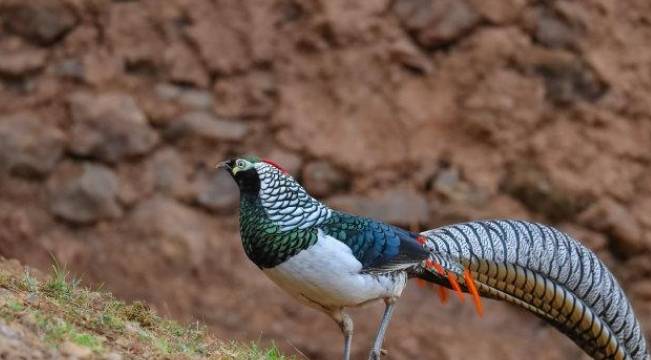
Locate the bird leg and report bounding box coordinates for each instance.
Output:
[368,298,396,360]
[330,309,354,360]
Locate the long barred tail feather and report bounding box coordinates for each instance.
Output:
[418,219,649,360]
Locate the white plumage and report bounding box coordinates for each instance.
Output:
[263,230,407,310]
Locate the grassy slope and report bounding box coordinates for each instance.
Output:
[0,258,290,359]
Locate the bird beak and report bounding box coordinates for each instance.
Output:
[216,160,231,171]
[216,159,240,176]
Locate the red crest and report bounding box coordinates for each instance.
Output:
[262,159,289,174]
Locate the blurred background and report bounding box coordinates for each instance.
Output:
[1,0,650,359]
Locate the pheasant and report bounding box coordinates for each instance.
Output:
[219,156,649,360]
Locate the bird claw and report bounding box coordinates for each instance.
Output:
[368,349,387,360]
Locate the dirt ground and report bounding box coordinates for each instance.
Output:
[1,0,651,359]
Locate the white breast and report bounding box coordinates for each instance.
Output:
[263,230,407,309]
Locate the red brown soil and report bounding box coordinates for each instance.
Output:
[1,0,651,359]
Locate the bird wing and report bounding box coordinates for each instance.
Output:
[320,211,428,274]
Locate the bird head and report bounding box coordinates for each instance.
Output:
[219,155,331,231]
[217,156,289,195]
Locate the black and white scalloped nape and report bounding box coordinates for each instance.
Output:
[255,162,331,232]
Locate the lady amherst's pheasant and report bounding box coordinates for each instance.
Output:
[219,156,649,360]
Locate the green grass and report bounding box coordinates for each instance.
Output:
[40,263,79,301]
[33,310,105,352]
[218,342,290,360]
[0,259,292,359]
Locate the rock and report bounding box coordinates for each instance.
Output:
[68,92,159,163]
[527,6,577,49]
[2,1,78,45]
[433,167,487,206]
[579,198,644,257]
[60,340,92,359]
[388,38,434,74]
[154,83,214,110]
[462,69,545,145]
[302,161,347,197]
[501,163,590,222]
[392,0,481,47]
[163,42,209,88]
[48,162,122,224]
[533,56,607,105]
[466,0,527,24]
[0,48,47,78]
[327,187,429,227]
[0,112,66,177]
[130,196,210,267]
[185,5,251,75]
[214,71,276,118]
[147,148,192,200]
[194,168,239,212]
[115,163,155,208]
[166,111,248,142]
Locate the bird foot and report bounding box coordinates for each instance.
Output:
[368,349,387,360]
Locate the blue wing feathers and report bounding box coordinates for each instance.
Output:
[320,211,428,271]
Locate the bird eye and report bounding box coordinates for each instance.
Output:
[236,160,245,168]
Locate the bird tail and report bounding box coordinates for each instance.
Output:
[417,219,649,360]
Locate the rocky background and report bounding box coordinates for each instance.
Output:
[1,0,650,359]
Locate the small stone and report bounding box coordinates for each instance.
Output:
[54,58,84,80]
[302,161,347,197]
[166,111,248,142]
[2,1,78,45]
[0,48,47,78]
[0,323,21,340]
[433,167,487,206]
[25,293,40,307]
[103,352,123,360]
[154,83,181,100]
[530,6,577,49]
[579,198,644,257]
[0,112,66,177]
[60,341,92,359]
[147,148,192,200]
[48,162,122,224]
[154,83,214,110]
[327,187,429,227]
[534,56,606,105]
[195,169,239,212]
[392,0,481,47]
[68,92,159,163]
[177,90,215,111]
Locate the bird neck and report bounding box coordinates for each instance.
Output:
[255,165,332,232]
